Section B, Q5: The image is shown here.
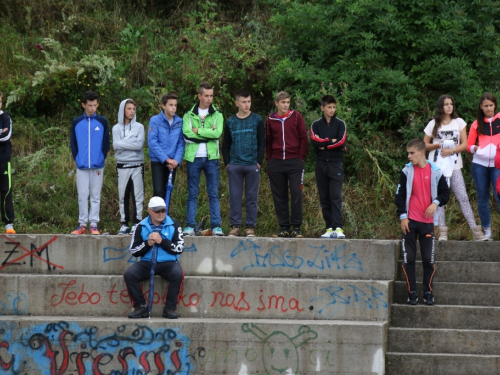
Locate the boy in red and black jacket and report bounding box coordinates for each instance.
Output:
[265,91,308,237]
[310,95,347,239]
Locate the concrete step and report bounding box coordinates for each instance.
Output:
[388,327,500,355]
[386,353,500,375]
[0,234,398,280]
[393,281,500,306]
[435,241,500,261]
[0,316,387,375]
[391,304,500,330]
[404,240,500,262]
[396,260,500,283]
[0,274,391,321]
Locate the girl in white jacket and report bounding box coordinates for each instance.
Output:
[423,95,486,241]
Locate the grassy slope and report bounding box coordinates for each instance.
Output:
[1,0,497,239]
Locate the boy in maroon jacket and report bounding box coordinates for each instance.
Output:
[265,91,308,237]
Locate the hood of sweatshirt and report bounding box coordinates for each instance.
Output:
[117,98,137,126]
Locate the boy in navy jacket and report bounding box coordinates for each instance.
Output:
[310,95,347,239]
[70,90,109,235]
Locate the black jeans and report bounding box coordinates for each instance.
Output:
[151,162,177,203]
[315,160,343,229]
[267,158,304,227]
[401,220,436,294]
[123,260,183,310]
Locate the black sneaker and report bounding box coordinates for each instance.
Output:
[423,292,435,306]
[128,305,149,319]
[290,228,304,238]
[407,292,418,305]
[163,307,178,319]
[272,227,290,238]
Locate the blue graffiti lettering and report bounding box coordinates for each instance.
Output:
[0,293,28,315]
[102,246,137,264]
[230,240,363,272]
[310,284,388,317]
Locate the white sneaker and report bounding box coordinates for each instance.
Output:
[321,228,334,238]
[118,224,130,235]
[183,226,195,236]
[332,227,346,239]
[212,227,224,236]
[484,227,493,241]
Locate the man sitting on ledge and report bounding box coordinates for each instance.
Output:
[124,196,184,319]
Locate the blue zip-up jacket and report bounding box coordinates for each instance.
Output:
[70,112,109,169]
[148,112,185,165]
[395,160,450,226]
[129,215,184,262]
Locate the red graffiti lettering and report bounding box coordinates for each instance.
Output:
[179,292,200,307]
[288,298,305,312]
[0,342,13,370]
[155,352,165,373]
[171,349,181,371]
[50,280,101,307]
[57,331,71,374]
[257,289,266,311]
[119,288,130,304]
[107,283,118,304]
[76,352,90,375]
[268,295,288,312]
[139,351,151,372]
[118,347,135,373]
[210,291,251,311]
[92,353,112,374]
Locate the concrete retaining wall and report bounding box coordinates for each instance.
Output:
[0,274,390,321]
[0,234,398,280]
[0,317,386,375]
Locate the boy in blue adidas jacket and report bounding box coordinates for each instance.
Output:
[70,90,110,235]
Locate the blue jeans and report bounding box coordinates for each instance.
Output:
[186,158,221,228]
[471,163,500,228]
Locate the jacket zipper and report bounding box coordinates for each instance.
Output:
[88,117,91,168]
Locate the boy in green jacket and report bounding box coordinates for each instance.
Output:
[182,82,224,236]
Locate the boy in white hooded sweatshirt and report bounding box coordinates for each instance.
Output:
[112,99,145,235]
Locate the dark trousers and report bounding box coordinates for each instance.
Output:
[401,220,436,294]
[267,158,304,228]
[227,164,260,227]
[151,162,177,202]
[316,160,343,229]
[123,260,183,310]
[0,162,14,224]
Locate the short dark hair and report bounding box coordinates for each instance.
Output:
[198,82,213,94]
[235,89,251,101]
[407,138,426,151]
[82,90,99,104]
[321,95,336,107]
[161,93,177,105]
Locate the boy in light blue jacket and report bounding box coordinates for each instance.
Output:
[148,93,185,206]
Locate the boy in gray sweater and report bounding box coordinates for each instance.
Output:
[112,99,145,234]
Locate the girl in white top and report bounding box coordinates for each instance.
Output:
[423,95,487,241]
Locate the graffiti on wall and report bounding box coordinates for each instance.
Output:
[0,235,62,272]
[230,239,363,272]
[0,321,192,374]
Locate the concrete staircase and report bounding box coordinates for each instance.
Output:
[0,234,397,374]
[386,241,500,375]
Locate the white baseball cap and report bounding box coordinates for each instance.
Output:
[148,196,166,211]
